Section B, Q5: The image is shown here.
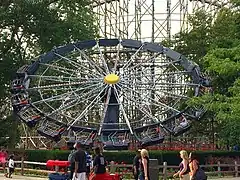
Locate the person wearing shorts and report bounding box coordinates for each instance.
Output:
[73,143,86,180]
[5,155,14,178]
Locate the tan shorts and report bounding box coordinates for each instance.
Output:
[180,174,190,180]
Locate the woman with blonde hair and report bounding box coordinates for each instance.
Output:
[173,150,190,180]
[139,149,150,180]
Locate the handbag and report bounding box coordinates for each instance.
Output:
[193,165,207,180]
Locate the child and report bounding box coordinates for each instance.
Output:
[5,155,14,178]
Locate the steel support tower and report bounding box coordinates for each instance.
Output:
[92,0,230,42]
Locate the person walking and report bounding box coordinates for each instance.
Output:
[5,154,14,178]
[189,152,207,180]
[92,147,106,176]
[132,150,141,180]
[73,142,87,180]
[0,148,8,176]
[85,148,92,180]
[68,144,77,180]
[139,149,150,180]
[173,150,190,180]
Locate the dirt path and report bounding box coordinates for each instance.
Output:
[0,174,47,180]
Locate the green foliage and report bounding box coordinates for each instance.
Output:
[0,115,20,148]
[25,150,240,166]
[204,46,240,94]
[210,9,240,49]
[199,46,240,146]
[168,3,240,147]
[0,0,97,147]
[169,10,213,65]
[26,149,69,162]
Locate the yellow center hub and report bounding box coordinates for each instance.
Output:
[104,74,120,84]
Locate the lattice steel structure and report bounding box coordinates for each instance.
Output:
[92,0,230,42]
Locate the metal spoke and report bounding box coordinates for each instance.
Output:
[96,42,110,74]
[120,83,180,113]
[74,45,106,76]
[113,85,133,134]
[48,83,105,115]
[119,81,188,99]
[98,86,112,135]
[67,85,108,129]
[128,71,189,79]
[28,80,99,90]
[39,63,78,76]
[120,80,198,88]
[32,82,103,117]
[116,84,160,123]
[113,43,120,74]
[29,75,102,82]
[119,86,167,115]
[122,44,144,70]
[54,52,102,78]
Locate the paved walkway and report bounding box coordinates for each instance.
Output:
[0,174,239,180]
[208,178,238,180]
[0,174,47,180]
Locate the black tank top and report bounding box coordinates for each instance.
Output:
[140,157,150,179]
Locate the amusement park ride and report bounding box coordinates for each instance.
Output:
[11,39,209,150]
[11,0,229,150]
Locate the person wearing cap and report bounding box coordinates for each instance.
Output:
[132,149,141,180]
[73,142,87,180]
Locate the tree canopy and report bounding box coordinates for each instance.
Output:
[171,4,240,147]
[0,0,97,147]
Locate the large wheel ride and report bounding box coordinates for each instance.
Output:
[11,39,208,150]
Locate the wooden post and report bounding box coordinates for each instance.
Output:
[163,161,167,180]
[217,161,221,177]
[21,156,24,176]
[235,161,238,177]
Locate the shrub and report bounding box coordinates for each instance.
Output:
[24,149,240,166]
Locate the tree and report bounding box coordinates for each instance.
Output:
[0,0,97,147]
[168,5,240,147]
[167,10,213,66]
[201,46,240,147]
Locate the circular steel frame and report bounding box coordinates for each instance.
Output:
[11,39,207,149]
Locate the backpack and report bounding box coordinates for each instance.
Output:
[68,150,75,163]
[193,164,207,180]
